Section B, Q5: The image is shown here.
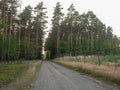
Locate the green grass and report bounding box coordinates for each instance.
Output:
[0,61,29,85]
[60,55,120,64]
[90,55,120,63]
[102,55,120,62]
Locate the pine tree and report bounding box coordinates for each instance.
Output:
[19,5,33,59]
[34,2,47,59]
[45,2,63,58]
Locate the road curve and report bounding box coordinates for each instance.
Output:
[34,61,119,90]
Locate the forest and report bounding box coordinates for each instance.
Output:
[0,1,120,89]
[0,0,47,61]
[0,0,120,62]
[45,2,120,60]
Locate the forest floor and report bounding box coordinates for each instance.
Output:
[0,60,41,90]
[54,56,120,86]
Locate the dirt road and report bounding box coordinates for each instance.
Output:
[34,61,118,90]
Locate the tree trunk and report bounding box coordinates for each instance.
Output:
[8,10,12,61]
[70,25,72,56]
[28,24,31,59]
[56,26,60,55]
[1,0,6,61]
[18,26,21,59]
[98,50,100,66]
[18,3,22,60]
[36,25,38,59]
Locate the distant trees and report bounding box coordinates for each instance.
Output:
[45,3,120,59]
[45,2,63,58]
[19,5,33,59]
[0,1,119,61]
[19,2,47,60]
[33,2,47,59]
[0,1,47,61]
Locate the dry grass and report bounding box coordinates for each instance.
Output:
[57,61,120,79]
[55,56,120,83]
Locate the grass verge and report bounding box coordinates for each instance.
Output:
[18,61,41,90]
[54,61,120,86]
[0,61,29,86]
[0,60,41,90]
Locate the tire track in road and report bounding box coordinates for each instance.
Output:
[34,61,119,90]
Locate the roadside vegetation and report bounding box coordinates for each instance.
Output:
[18,61,41,90]
[54,56,120,85]
[0,60,41,90]
[0,61,29,85]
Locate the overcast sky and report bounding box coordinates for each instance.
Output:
[21,0,120,37]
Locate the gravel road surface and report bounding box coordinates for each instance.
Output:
[34,61,119,90]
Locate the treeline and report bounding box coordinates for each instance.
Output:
[45,2,120,58]
[0,0,47,61]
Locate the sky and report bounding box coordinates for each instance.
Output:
[21,0,120,37]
